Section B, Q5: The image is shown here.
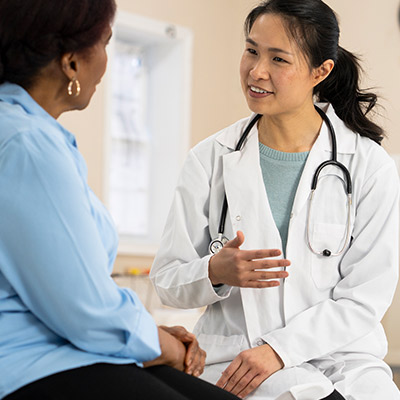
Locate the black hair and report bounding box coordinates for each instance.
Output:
[0,0,116,89]
[244,0,384,144]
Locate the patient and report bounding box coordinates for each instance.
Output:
[0,1,239,399]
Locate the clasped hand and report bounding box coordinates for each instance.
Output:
[143,325,206,377]
[209,231,290,287]
[160,325,206,376]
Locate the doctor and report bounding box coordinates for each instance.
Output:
[151,0,400,399]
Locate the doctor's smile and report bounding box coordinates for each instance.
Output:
[248,85,274,98]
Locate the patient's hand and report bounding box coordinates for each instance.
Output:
[143,326,186,371]
[160,325,206,376]
[216,344,284,398]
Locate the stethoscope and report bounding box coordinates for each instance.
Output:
[208,105,353,257]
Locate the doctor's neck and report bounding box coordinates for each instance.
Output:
[257,103,322,153]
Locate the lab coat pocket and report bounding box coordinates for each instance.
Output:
[197,333,245,365]
[310,222,345,290]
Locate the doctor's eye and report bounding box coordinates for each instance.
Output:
[246,48,258,56]
[273,56,287,63]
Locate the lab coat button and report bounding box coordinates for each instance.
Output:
[256,339,264,346]
[236,215,241,221]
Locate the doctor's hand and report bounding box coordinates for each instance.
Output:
[216,344,284,399]
[208,231,290,288]
[159,325,206,376]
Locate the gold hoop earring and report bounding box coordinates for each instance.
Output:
[67,78,81,97]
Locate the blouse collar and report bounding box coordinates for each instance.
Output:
[0,82,77,147]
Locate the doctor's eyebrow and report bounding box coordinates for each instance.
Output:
[245,37,293,56]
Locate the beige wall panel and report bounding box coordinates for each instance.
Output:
[325,0,400,367]
[59,0,400,361]
[115,0,254,146]
[324,0,400,150]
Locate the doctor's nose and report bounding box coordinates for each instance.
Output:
[249,61,270,81]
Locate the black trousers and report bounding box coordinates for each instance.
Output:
[322,390,346,400]
[4,363,239,400]
[5,363,346,400]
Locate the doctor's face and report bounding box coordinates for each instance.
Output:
[240,14,318,118]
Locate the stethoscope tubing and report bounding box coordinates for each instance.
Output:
[313,106,352,194]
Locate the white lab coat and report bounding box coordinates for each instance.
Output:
[151,104,400,399]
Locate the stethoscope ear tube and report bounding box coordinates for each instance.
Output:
[218,196,228,235]
[307,105,353,257]
[234,114,262,152]
[314,105,352,191]
[311,160,352,195]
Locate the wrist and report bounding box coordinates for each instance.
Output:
[159,327,186,370]
[208,256,222,286]
[265,343,284,369]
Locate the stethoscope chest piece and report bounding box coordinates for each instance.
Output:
[322,249,332,257]
[209,234,229,255]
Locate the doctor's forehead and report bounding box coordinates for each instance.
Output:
[246,14,298,54]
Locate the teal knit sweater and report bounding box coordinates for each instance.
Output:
[259,142,309,255]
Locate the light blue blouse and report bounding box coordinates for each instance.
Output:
[0,83,161,398]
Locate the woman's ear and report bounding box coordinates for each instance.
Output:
[60,53,78,80]
[313,59,335,87]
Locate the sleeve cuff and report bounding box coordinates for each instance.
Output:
[260,333,294,368]
[117,304,161,362]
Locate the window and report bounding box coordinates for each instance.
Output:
[104,11,193,255]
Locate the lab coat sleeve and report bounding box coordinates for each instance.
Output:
[261,157,399,368]
[0,132,160,363]
[151,148,233,309]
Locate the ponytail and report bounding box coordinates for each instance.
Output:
[315,47,384,144]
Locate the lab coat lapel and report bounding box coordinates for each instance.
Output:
[221,122,282,250]
[221,120,287,346]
